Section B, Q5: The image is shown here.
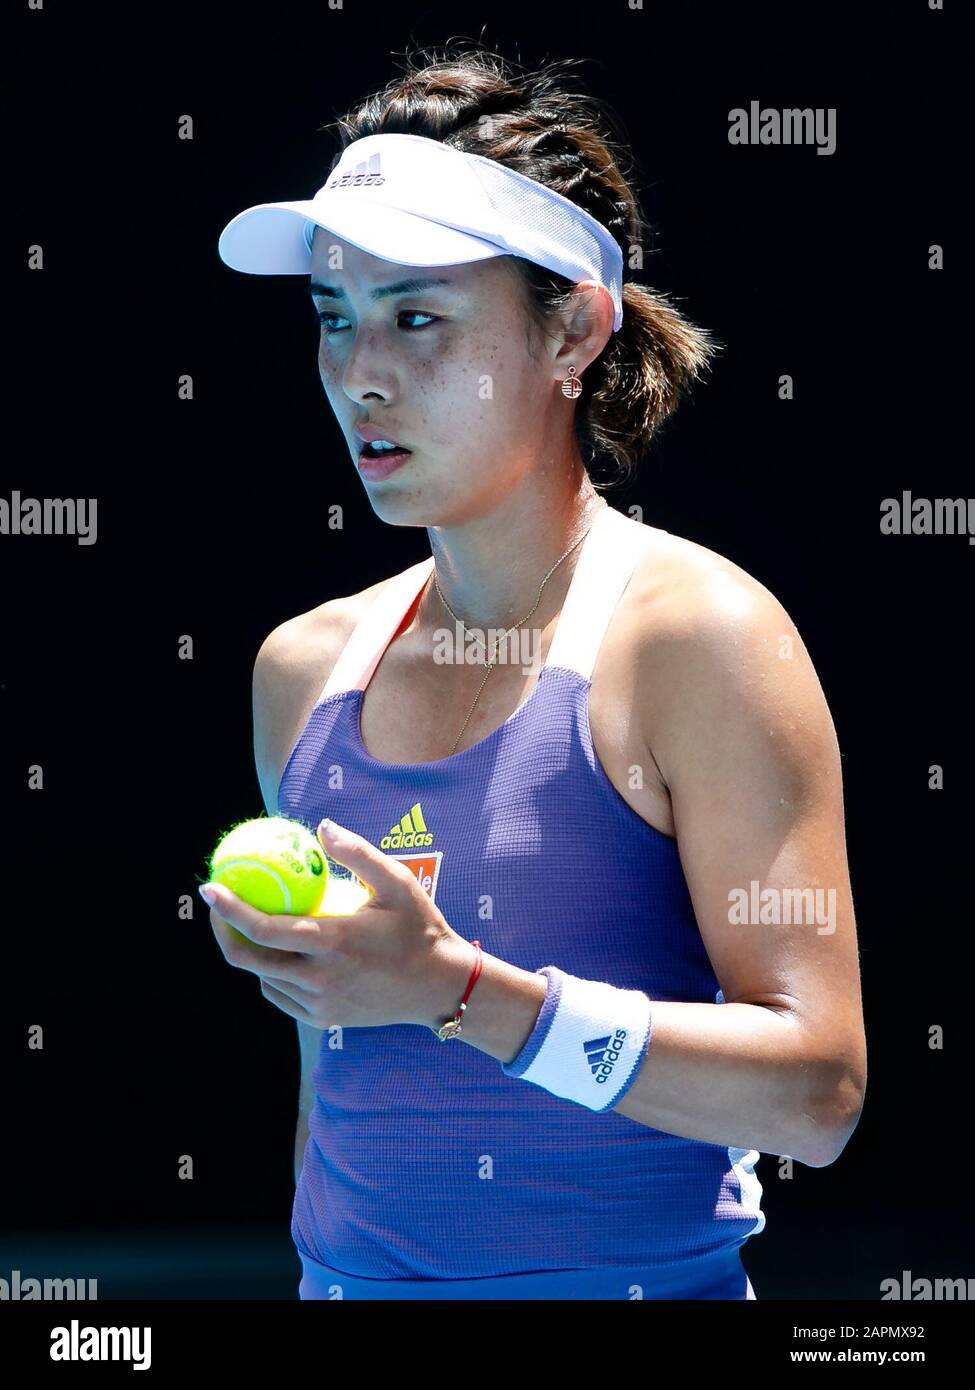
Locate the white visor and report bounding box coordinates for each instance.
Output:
[217,132,624,332]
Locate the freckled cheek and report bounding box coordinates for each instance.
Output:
[467,349,533,435]
[317,357,345,403]
[408,373,492,449]
[419,337,523,430]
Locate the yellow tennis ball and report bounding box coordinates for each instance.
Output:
[317,874,371,916]
[208,816,328,917]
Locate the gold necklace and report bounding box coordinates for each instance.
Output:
[432,506,604,755]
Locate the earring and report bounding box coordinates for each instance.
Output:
[560,365,583,399]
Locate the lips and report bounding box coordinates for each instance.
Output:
[354,422,410,452]
[358,439,412,460]
[356,446,412,481]
[352,422,413,479]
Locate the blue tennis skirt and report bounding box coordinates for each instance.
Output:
[298,1246,756,1300]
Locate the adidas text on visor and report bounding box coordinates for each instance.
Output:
[217,132,624,332]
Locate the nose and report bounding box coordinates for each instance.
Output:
[336,325,398,407]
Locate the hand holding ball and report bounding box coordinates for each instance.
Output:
[206,816,370,942]
[209,817,328,915]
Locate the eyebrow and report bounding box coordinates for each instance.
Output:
[308,275,455,302]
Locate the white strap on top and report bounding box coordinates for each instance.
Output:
[318,505,654,702]
[320,556,435,700]
[545,504,653,680]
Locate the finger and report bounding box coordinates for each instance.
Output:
[317,820,412,901]
[259,972,321,1009]
[205,902,318,984]
[259,978,312,1022]
[200,882,321,956]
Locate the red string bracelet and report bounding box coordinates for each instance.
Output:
[433,940,483,1041]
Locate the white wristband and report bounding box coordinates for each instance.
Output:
[501,966,653,1111]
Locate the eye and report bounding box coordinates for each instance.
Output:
[397,310,438,330]
[313,308,439,334]
[314,310,351,335]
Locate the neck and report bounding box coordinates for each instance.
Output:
[418,474,608,633]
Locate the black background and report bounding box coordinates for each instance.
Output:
[2,0,967,1299]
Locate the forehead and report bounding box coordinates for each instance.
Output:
[308,228,510,296]
[309,229,414,278]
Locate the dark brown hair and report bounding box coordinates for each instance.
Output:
[323,42,718,490]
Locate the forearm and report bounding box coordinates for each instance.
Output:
[424,941,846,1167]
[610,998,842,1166]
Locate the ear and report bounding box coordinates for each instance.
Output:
[551,280,615,381]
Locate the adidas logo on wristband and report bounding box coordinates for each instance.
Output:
[584,1029,628,1083]
[502,968,653,1112]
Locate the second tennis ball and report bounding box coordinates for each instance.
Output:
[317,874,372,916]
[208,816,328,916]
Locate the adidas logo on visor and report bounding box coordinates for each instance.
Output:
[328,151,385,189]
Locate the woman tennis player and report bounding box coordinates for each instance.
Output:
[209,45,867,1300]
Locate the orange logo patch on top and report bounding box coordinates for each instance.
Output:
[388,850,443,902]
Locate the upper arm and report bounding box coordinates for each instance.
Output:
[251,581,393,1115]
[251,604,351,818]
[251,613,337,1112]
[252,583,389,816]
[252,616,311,818]
[642,570,867,1125]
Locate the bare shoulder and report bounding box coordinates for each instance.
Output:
[254,574,393,682]
[629,524,787,627]
[251,573,398,814]
[626,525,837,782]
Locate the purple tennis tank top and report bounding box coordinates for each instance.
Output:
[277,504,765,1289]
